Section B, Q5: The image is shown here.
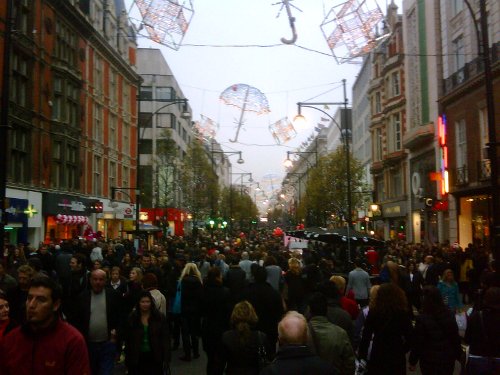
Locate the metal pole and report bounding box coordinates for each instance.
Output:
[343,79,352,228]
[135,92,141,252]
[0,0,13,247]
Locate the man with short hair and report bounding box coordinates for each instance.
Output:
[346,259,371,307]
[0,262,17,293]
[0,276,90,375]
[71,269,121,375]
[308,292,355,375]
[8,265,35,324]
[239,251,254,282]
[260,311,338,375]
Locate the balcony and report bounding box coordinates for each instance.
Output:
[453,166,469,186]
[443,41,500,95]
[478,159,491,181]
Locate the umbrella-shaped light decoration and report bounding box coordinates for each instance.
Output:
[269,117,297,145]
[193,114,219,141]
[133,0,194,50]
[220,84,270,143]
[320,0,389,64]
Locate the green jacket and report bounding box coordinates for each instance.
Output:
[308,316,355,375]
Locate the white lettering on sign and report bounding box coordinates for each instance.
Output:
[57,200,86,212]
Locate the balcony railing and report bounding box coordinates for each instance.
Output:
[443,41,500,95]
[454,166,469,186]
[478,159,491,181]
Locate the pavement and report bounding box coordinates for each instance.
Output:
[114,350,463,375]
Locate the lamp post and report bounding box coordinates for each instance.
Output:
[294,79,352,227]
[284,149,318,168]
[111,186,141,252]
[284,172,305,224]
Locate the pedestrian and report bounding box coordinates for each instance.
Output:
[284,257,307,314]
[405,261,424,312]
[353,285,379,352]
[408,286,462,375]
[201,267,232,375]
[0,291,17,343]
[142,273,167,317]
[346,258,371,307]
[358,283,413,375]
[239,251,254,282]
[221,300,266,375]
[125,267,143,314]
[71,269,122,375]
[330,275,359,320]
[0,276,90,375]
[464,287,500,374]
[437,269,463,313]
[260,311,338,375]
[178,262,203,361]
[307,292,355,375]
[121,290,170,375]
[320,280,355,344]
[8,264,34,324]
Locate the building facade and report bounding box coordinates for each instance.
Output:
[0,0,140,245]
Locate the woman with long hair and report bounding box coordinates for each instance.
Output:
[221,301,267,375]
[437,269,463,313]
[408,286,462,375]
[122,291,170,375]
[178,262,203,361]
[358,283,413,375]
[124,267,143,314]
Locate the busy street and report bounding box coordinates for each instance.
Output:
[0,0,499,374]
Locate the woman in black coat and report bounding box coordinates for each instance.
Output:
[178,262,203,361]
[200,267,232,375]
[358,283,413,375]
[121,291,170,375]
[221,300,267,375]
[408,286,462,375]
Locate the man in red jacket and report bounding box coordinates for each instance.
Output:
[0,276,90,375]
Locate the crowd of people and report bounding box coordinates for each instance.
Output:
[0,232,498,375]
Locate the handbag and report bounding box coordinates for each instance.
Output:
[257,331,271,371]
[171,280,182,315]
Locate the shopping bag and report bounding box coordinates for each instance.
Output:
[455,311,467,337]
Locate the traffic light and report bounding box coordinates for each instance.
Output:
[89,200,103,213]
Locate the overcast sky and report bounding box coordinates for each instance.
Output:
[126,0,402,196]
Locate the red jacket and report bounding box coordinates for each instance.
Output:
[0,317,90,375]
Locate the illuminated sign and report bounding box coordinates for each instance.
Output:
[438,115,449,195]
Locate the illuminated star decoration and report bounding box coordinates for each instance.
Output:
[320,0,389,64]
[269,117,297,145]
[194,114,219,141]
[133,0,194,50]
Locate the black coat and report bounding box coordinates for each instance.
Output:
[121,312,170,367]
[243,281,284,340]
[259,345,338,375]
[465,308,500,357]
[180,275,203,315]
[200,282,231,352]
[359,310,413,375]
[221,329,265,375]
[70,287,123,341]
[409,310,462,366]
[224,266,247,304]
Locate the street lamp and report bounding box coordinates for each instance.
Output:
[284,150,317,168]
[294,79,352,228]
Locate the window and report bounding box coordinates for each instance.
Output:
[140,86,153,101]
[52,75,79,126]
[390,168,403,197]
[109,70,117,105]
[456,119,467,168]
[11,52,30,107]
[139,139,152,154]
[123,122,130,155]
[14,0,32,36]
[109,114,117,150]
[391,72,400,97]
[375,92,381,113]
[376,177,385,201]
[94,104,103,143]
[51,141,62,188]
[94,156,102,195]
[389,113,402,152]
[374,128,383,161]
[157,113,172,128]
[182,127,187,142]
[67,80,79,127]
[109,161,116,191]
[479,108,489,159]
[156,87,174,101]
[122,165,129,189]
[452,36,465,72]
[92,1,103,31]
[52,76,63,120]
[94,54,103,97]
[66,145,78,190]
[452,0,463,16]
[55,21,77,66]
[10,127,30,183]
[122,83,130,119]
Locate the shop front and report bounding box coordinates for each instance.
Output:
[3,198,29,245]
[42,193,93,243]
[458,194,491,248]
[381,201,408,241]
[140,207,186,238]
